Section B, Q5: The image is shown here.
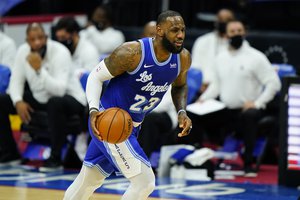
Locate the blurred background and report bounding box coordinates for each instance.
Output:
[1,0,300,72]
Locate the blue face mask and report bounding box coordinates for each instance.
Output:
[229,35,244,49]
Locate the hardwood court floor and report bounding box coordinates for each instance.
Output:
[0,186,173,200]
[0,166,299,200]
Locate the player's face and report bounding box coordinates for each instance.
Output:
[161,16,185,53]
[27,28,47,52]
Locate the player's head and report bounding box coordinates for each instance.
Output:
[157,10,185,54]
[142,21,157,38]
[55,17,81,54]
[226,20,246,49]
[26,23,47,58]
[91,5,113,30]
[215,8,235,35]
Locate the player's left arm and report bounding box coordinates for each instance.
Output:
[171,48,192,137]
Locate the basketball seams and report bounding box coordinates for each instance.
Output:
[107,108,120,142]
[115,110,126,143]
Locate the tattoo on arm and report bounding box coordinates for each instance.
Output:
[104,42,141,76]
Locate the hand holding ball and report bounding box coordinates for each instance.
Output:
[95,107,133,144]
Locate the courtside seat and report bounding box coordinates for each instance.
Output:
[187,68,202,104]
[20,111,83,161]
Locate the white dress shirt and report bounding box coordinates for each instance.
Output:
[72,37,99,76]
[191,31,228,83]
[80,26,125,57]
[200,42,281,109]
[0,31,17,68]
[9,39,86,106]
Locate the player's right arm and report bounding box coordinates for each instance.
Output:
[86,41,141,138]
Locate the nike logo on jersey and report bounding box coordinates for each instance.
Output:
[144,64,154,68]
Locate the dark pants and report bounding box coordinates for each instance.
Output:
[0,92,85,160]
[138,112,173,157]
[187,108,262,168]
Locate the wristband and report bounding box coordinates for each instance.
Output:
[177,109,186,115]
[89,107,99,114]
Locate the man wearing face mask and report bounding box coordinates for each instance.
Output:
[55,17,99,76]
[191,8,235,96]
[80,4,125,58]
[198,20,281,177]
[0,23,87,171]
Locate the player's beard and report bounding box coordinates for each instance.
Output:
[162,34,183,54]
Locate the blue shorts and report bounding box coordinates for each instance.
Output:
[83,118,151,178]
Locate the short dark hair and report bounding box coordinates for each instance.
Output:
[26,22,45,35]
[55,17,81,34]
[157,10,182,25]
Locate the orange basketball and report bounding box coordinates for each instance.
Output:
[96,107,133,144]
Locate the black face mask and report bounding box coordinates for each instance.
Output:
[215,22,227,34]
[32,45,47,59]
[91,20,105,31]
[59,39,74,54]
[162,34,184,54]
[229,35,244,49]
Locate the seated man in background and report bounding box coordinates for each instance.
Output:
[191,8,235,96]
[54,16,99,76]
[193,20,281,177]
[0,23,87,172]
[80,4,125,58]
[54,16,99,161]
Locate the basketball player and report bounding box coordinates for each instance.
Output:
[64,10,192,200]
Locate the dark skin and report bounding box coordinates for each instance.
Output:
[15,24,47,124]
[90,15,192,139]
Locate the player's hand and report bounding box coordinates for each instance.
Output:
[90,110,105,141]
[177,111,192,137]
[15,101,34,124]
[27,52,42,71]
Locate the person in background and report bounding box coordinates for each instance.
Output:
[80,4,125,58]
[54,16,99,161]
[64,10,192,200]
[0,23,86,172]
[141,21,156,38]
[54,16,99,76]
[191,8,235,95]
[196,20,281,177]
[0,30,17,68]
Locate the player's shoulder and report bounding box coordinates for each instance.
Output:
[105,41,142,72]
[112,41,141,58]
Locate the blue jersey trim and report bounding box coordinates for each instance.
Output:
[177,54,181,76]
[128,40,145,75]
[125,140,151,167]
[149,38,172,66]
[83,161,111,177]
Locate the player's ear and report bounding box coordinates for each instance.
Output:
[157,25,164,37]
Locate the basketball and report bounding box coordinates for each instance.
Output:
[96,107,133,144]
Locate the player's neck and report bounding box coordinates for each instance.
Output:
[152,38,171,63]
